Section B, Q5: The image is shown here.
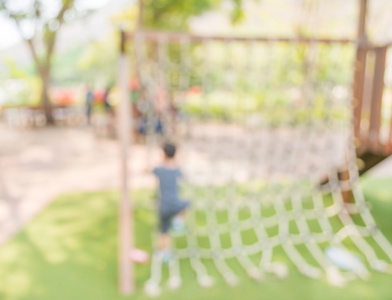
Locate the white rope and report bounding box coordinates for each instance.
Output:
[133,33,392,295]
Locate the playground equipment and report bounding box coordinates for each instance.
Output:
[353,43,392,174]
[351,0,392,174]
[116,0,392,295]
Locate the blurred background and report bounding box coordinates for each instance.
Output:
[1,0,392,299]
[1,0,392,111]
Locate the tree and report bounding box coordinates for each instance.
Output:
[0,0,90,124]
[141,0,245,30]
[79,0,246,90]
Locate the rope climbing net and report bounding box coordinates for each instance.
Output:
[127,32,392,296]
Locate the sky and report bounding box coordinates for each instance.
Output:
[0,0,111,50]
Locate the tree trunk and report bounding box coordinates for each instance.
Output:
[40,66,55,125]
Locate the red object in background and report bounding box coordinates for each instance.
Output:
[94,89,105,103]
[129,78,140,91]
[188,86,201,95]
[55,89,75,106]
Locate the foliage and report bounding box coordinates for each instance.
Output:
[51,46,86,86]
[109,0,247,32]
[0,0,94,121]
[182,90,348,126]
[141,0,245,30]
[0,59,41,107]
[76,0,248,90]
[76,34,118,87]
[110,4,139,32]
[177,42,354,124]
[0,0,86,77]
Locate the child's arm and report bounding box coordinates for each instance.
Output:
[144,165,158,175]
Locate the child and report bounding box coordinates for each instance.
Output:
[85,84,94,125]
[153,142,189,259]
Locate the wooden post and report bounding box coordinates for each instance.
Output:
[353,0,368,141]
[340,164,353,204]
[341,0,368,203]
[138,0,143,30]
[117,30,134,295]
[368,46,387,152]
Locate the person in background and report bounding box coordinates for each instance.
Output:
[103,85,113,114]
[85,84,94,125]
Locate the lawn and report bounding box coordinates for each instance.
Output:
[0,177,391,300]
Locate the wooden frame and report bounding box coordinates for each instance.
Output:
[117,30,134,295]
[125,31,356,45]
[116,0,392,291]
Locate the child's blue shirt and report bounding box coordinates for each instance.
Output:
[153,166,183,215]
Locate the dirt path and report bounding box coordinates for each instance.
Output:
[0,125,157,246]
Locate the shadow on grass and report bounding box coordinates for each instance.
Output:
[0,191,154,300]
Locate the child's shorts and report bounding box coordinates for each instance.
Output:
[159,201,190,233]
[138,118,163,135]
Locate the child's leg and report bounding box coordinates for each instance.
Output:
[171,203,190,233]
[159,213,172,250]
[173,201,190,222]
[158,215,173,262]
[172,210,186,226]
[178,209,187,218]
[158,233,171,250]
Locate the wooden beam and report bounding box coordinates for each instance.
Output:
[118,30,134,295]
[357,0,368,42]
[353,48,368,140]
[125,31,356,45]
[368,46,387,152]
[137,0,143,30]
[353,0,369,141]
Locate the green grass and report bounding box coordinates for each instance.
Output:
[0,178,392,300]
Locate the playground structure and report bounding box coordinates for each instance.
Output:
[353,42,392,174]
[350,0,392,175]
[115,0,392,295]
